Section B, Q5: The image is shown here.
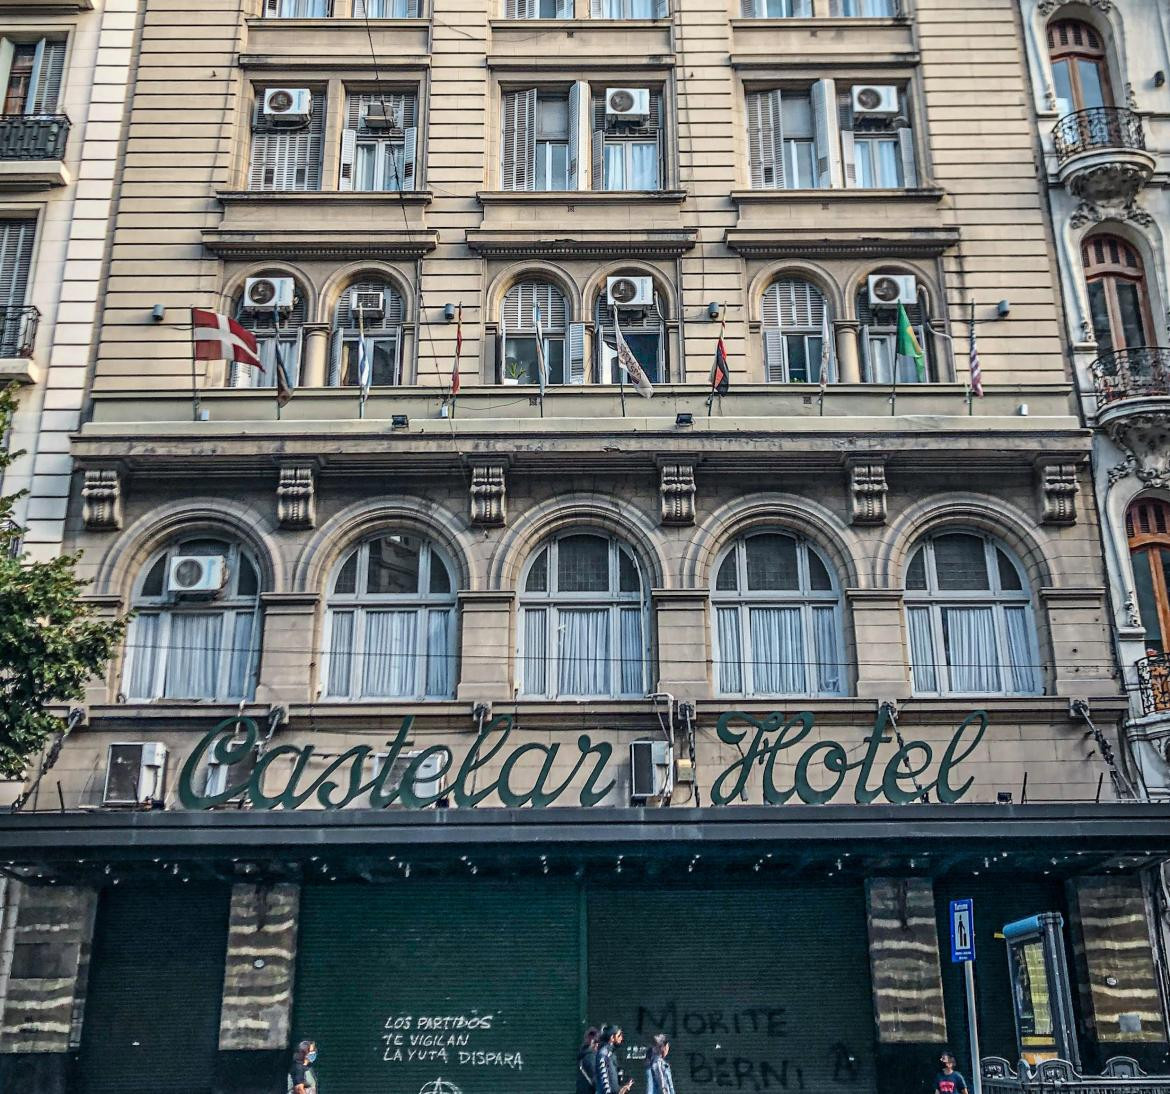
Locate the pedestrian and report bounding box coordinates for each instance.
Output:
[595,1026,634,1094]
[645,1034,676,1094]
[289,1039,319,1094]
[578,1027,599,1094]
[933,1052,969,1094]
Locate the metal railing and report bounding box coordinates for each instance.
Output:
[0,114,70,161]
[0,305,38,358]
[983,1056,1170,1093]
[1052,106,1146,165]
[1090,346,1170,408]
[1138,652,1170,717]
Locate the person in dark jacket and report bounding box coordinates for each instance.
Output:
[595,1026,632,1094]
[577,1027,599,1094]
[645,1034,676,1094]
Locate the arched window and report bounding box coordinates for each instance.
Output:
[856,273,931,383]
[905,532,1039,696]
[1048,20,1112,117]
[595,273,666,384]
[1082,235,1152,356]
[501,279,573,384]
[330,278,407,387]
[519,532,648,698]
[1127,498,1170,655]
[122,538,262,701]
[233,271,306,390]
[762,277,831,383]
[712,533,844,696]
[323,534,456,700]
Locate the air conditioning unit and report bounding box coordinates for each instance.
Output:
[851,84,899,118]
[167,554,228,598]
[351,289,386,320]
[607,275,654,311]
[605,87,651,126]
[630,739,673,801]
[867,273,918,308]
[204,740,257,802]
[361,101,400,130]
[262,87,313,127]
[103,742,168,806]
[243,276,295,315]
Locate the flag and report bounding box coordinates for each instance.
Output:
[191,308,261,370]
[356,307,371,403]
[819,307,834,385]
[534,302,548,396]
[709,317,729,396]
[896,303,926,383]
[450,304,462,397]
[274,340,293,407]
[612,306,653,399]
[968,310,983,397]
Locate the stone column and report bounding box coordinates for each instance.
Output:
[301,324,331,388]
[846,589,911,698]
[78,594,125,706]
[835,320,861,384]
[255,593,320,706]
[456,591,515,701]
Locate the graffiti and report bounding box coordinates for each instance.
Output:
[637,1005,788,1039]
[381,1013,521,1070]
[828,1044,859,1082]
[419,1080,462,1094]
[687,1054,804,1091]
[177,706,990,811]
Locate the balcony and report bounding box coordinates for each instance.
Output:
[0,306,40,385]
[1137,653,1170,717]
[983,1055,1170,1091]
[1052,107,1154,202]
[0,115,71,191]
[1091,346,1170,409]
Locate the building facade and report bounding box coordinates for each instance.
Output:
[3,1,1170,1093]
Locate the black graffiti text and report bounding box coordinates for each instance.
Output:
[688,1053,804,1092]
[637,1004,788,1039]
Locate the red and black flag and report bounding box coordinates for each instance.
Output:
[709,317,730,397]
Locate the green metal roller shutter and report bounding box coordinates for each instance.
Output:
[78,884,231,1094]
[292,880,582,1094]
[588,882,877,1091]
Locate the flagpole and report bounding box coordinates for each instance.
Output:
[189,319,200,423]
[612,305,627,418]
[358,307,366,421]
[273,302,282,422]
[968,299,977,416]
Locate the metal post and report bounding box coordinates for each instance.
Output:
[964,960,983,1094]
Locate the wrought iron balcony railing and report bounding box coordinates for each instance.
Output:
[1090,346,1170,408]
[1137,652,1170,717]
[0,114,70,161]
[0,305,39,358]
[1052,106,1146,165]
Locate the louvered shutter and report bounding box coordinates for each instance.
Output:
[555,0,573,14]
[567,81,582,189]
[810,79,839,188]
[746,89,784,189]
[590,0,604,15]
[248,90,325,192]
[567,322,586,383]
[402,126,417,187]
[837,93,857,187]
[339,128,357,190]
[742,0,758,15]
[28,39,67,114]
[763,329,786,383]
[0,220,35,312]
[897,126,917,187]
[591,128,604,191]
[0,40,13,105]
[501,88,536,191]
[505,0,536,15]
[264,0,280,14]
[763,277,824,331]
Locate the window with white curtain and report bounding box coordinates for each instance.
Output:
[519,533,648,698]
[233,272,305,390]
[712,533,844,697]
[761,276,829,383]
[905,532,1041,696]
[122,538,262,702]
[324,535,457,700]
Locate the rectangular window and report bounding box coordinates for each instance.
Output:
[535,95,571,190]
[0,38,67,114]
[592,0,665,17]
[266,0,330,15]
[840,85,917,189]
[340,334,401,386]
[854,135,901,187]
[830,0,896,14]
[592,88,663,192]
[746,87,830,190]
[341,90,417,192]
[503,87,580,191]
[355,0,420,14]
[504,0,572,17]
[248,88,325,191]
[0,218,36,358]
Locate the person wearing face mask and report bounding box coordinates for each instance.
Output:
[645,1034,676,1094]
[289,1039,319,1094]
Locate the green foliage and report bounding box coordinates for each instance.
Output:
[0,384,126,778]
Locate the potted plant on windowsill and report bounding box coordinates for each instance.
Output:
[502,359,527,386]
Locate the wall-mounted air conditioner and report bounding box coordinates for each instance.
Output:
[851,84,899,119]
[605,87,651,126]
[630,739,673,801]
[351,289,386,320]
[606,275,654,311]
[167,554,228,598]
[103,742,167,806]
[242,276,295,316]
[867,273,917,308]
[262,87,313,127]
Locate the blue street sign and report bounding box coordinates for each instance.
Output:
[950,898,975,963]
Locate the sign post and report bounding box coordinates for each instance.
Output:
[950,899,982,1094]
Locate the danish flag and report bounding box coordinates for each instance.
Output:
[191,308,262,370]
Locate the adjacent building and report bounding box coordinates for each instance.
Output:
[3,1,1170,1093]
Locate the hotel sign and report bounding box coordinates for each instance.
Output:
[177,707,989,811]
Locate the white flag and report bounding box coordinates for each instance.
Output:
[612,306,653,399]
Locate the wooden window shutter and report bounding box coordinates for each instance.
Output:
[810,78,840,188]
[568,322,587,383]
[742,0,758,15]
[339,128,357,190]
[590,0,604,16]
[402,126,417,186]
[29,39,66,113]
[591,127,604,191]
[567,81,583,189]
[896,126,917,187]
[0,40,13,105]
[501,88,536,190]
[762,329,786,383]
[0,220,35,311]
[746,89,784,189]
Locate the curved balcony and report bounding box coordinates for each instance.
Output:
[1052,107,1154,202]
[1091,346,1170,409]
[1137,652,1170,717]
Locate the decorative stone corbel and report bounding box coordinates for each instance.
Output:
[1036,459,1079,525]
[469,460,507,527]
[659,462,696,526]
[846,459,887,525]
[276,465,316,529]
[1104,414,1170,489]
[81,468,123,530]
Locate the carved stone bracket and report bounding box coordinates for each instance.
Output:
[469,461,507,527]
[81,468,123,530]
[659,462,696,526]
[1036,459,1079,525]
[1069,194,1154,229]
[1105,414,1170,488]
[1039,0,1110,13]
[276,465,316,529]
[846,459,887,525]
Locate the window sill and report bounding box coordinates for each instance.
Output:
[478,189,686,205]
[488,17,667,27]
[246,16,429,25]
[0,159,70,192]
[729,15,905,27]
[217,189,433,206]
[730,186,944,205]
[0,357,39,386]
